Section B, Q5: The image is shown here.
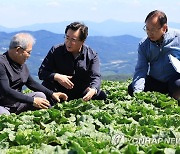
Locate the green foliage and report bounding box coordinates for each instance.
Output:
[0,80,179,153]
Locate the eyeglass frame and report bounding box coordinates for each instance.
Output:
[143,25,162,33]
[15,46,32,55]
[64,35,81,44]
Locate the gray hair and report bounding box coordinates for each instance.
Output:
[9,33,36,49]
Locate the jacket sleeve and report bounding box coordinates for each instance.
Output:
[89,52,101,91]
[0,63,34,104]
[26,75,53,97]
[38,46,56,82]
[132,44,149,93]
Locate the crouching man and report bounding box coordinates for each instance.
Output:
[0,33,68,115]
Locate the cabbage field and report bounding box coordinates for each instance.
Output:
[0,80,179,154]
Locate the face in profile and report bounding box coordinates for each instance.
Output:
[15,44,32,65]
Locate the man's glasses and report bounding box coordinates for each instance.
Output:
[64,35,80,44]
[143,25,162,33]
[16,46,31,55]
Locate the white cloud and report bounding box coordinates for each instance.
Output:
[90,1,98,11]
[91,6,97,11]
[132,0,141,7]
[46,0,61,7]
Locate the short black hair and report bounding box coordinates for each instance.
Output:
[65,22,88,41]
[145,10,167,27]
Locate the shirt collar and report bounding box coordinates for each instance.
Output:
[149,34,165,47]
[62,44,85,56]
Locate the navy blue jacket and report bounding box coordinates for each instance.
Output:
[38,44,101,96]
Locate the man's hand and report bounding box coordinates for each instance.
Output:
[52,92,68,102]
[33,97,50,109]
[83,87,96,101]
[54,73,74,89]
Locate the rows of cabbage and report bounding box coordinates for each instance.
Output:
[0,80,179,154]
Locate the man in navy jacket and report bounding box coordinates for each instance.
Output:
[38,22,107,102]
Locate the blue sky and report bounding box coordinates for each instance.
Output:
[1,0,180,28]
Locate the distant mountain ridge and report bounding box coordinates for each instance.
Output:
[0,30,140,80]
[1,19,180,38]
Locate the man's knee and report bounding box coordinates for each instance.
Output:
[170,81,180,100]
[168,76,180,100]
[0,106,10,115]
[93,90,107,100]
[128,83,134,96]
[34,92,47,99]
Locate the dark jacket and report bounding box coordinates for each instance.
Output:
[38,44,101,98]
[0,52,53,106]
